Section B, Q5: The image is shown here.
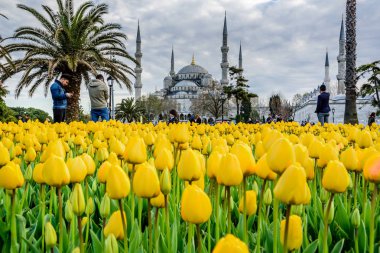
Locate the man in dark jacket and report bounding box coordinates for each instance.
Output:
[50,74,72,123]
[315,84,330,126]
[88,74,109,122]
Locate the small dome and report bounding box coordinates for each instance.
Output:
[174,80,198,87]
[164,75,172,81]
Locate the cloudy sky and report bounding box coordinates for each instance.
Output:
[1,0,379,115]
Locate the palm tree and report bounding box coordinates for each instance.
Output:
[344,0,358,124]
[115,97,145,123]
[0,13,14,76]
[1,0,136,121]
[0,81,9,101]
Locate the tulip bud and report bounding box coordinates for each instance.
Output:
[320,188,329,203]
[252,181,259,193]
[65,201,74,222]
[81,217,88,228]
[263,188,272,205]
[86,197,95,216]
[71,183,85,216]
[325,200,335,224]
[92,179,97,192]
[24,164,33,181]
[160,168,171,195]
[213,234,249,253]
[72,247,80,253]
[292,205,303,216]
[45,222,57,248]
[351,208,360,229]
[24,147,37,163]
[105,234,119,253]
[100,194,111,218]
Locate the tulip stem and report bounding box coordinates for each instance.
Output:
[154,207,159,252]
[118,199,128,253]
[40,185,46,253]
[58,187,63,253]
[273,180,279,253]
[49,187,54,215]
[207,219,211,253]
[354,227,359,253]
[165,195,171,251]
[353,172,358,210]
[131,166,135,225]
[77,216,84,253]
[256,179,267,253]
[227,186,231,234]
[148,200,152,253]
[187,223,193,253]
[323,193,334,253]
[20,181,29,210]
[11,190,17,253]
[369,184,377,253]
[196,224,201,253]
[283,204,292,253]
[362,181,368,220]
[243,177,247,244]
[215,183,220,242]
[138,198,143,229]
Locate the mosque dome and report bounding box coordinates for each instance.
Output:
[175,80,198,87]
[177,55,208,75]
[164,75,172,81]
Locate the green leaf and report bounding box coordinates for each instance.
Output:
[334,197,351,238]
[90,230,102,252]
[358,220,367,253]
[302,239,319,253]
[21,237,40,253]
[330,239,344,253]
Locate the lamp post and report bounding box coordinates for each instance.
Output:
[332,108,335,123]
[107,75,114,120]
[221,92,226,122]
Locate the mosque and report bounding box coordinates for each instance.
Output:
[132,13,243,118]
[294,18,376,125]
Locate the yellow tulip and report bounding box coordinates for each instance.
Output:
[322,160,350,193]
[41,139,66,162]
[181,185,212,224]
[71,183,85,216]
[238,190,257,216]
[254,141,265,160]
[280,215,303,251]
[340,146,360,171]
[216,153,243,186]
[109,138,125,157]
[81,153,95,176]
[207,150,223,179]
[303,157,315,180]
[363,153,380,183]
[124,136,147,164]
[42,155,70,187]
[178,149,202,182]
[308,140,323,159]
[185,174,205,190]
[356,130,373,148]
[0,144,10,166]
[144,132,155,146]
[98,161,111,184]
[267,138,295,174]
[24,146,37,163]
[108,152,120,166]
[150,192,166,208]
[33,163,45,184]
[191,134,203,150]
[174,124,190,144]
[318,143,339,167]
[274,164,310,205]
[45,222,57,248]
[104,210,126,240]
[231,142,256,176]
[106,164,131,199]
[212,234,249,253]
[0,162,24,189]
[133,162,160,198]
[154,148,174,171]
[74,135,85,146]
[66,157,87,183]
[255,154,277,181]
[96,147,109,162]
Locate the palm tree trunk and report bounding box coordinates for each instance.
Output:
[344,0,358,124]
[66,72,81,122]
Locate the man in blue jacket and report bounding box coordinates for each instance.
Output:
[50,74,73,123]
[315,84,330,126]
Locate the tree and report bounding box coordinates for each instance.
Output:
[240,97,252,122]
[269,94,282,116]
[115,98,145,123]
[190,88,226,119]
[344,0,359,124]
[224,66,257,116]
[10,107,52,122]
[1,0,136,121]
[0,81,9,101]
[358,60,380,112]
[0,13,14,76]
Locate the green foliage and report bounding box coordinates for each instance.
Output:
[10,107,52,122]
[0,100,16,122]
[358,60,380,113]
[115,97,145,123]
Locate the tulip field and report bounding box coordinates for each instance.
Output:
[0,120,380,253]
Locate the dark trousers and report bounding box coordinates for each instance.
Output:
[53,108,66,123]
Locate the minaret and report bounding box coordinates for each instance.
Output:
[220,12,229,86]
[238,42,243,77]
[337,16,346,95]
[134,20,143,100]
[324,49,330,92]
[170,46,175,77]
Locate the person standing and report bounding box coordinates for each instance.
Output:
[368,112,376,126]
[315,84,330,126]
[88,74,109,122]
[50,74,72,123]
[168,109,179,124]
